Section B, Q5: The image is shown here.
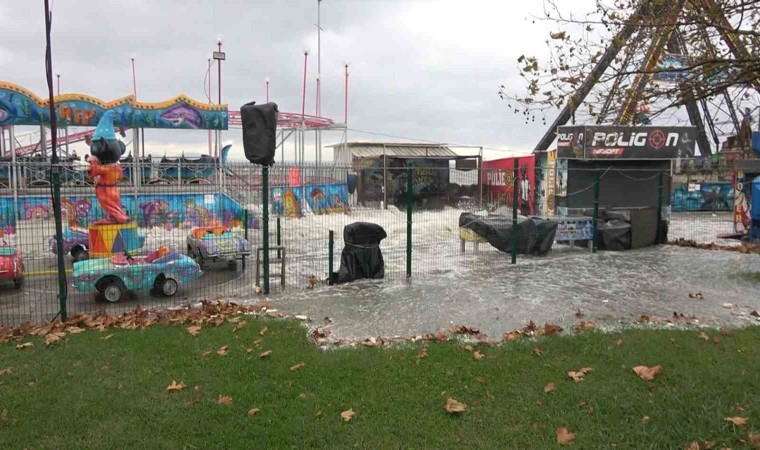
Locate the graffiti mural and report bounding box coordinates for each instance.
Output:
[671,182,734,212]
[0,192,248,233]
[271,184,350,218]
[305,185,349,215]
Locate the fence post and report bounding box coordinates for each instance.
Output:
[656,171,664,245]
[511,158,518,264]
[276,216,282,260]
[406,167,413,277]
[262,166,270,295]
[592,172,601,253]
[52,163,67,321]
[328,230,334,285]
[242,208,248,270]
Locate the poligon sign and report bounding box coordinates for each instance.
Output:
[556,125,697,159]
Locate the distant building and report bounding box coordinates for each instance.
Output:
[329,142,481,208]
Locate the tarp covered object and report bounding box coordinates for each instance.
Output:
[458,213,557,255]
[596,220,631,251]
[336,222,387,284]
[241,101,278,166]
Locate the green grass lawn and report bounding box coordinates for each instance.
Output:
[1,321,758,449]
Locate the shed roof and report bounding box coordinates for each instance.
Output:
[329,142,458,159]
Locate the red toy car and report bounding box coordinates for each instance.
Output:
[0,239,23,289]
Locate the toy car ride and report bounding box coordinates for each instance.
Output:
[0,240,23,289]
[186,226,250,269]
[72,246,202,302]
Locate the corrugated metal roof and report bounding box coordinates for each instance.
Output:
[329,142,457,158]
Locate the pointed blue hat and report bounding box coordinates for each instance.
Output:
[92,110,116,141]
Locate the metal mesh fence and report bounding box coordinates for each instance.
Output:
[0,158,753,326]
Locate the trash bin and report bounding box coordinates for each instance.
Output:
[336,222,387,284]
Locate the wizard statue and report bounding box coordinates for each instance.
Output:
[86,111,129,224]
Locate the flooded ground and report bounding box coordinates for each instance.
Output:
[272,245,760,340]
[2,212,758,337]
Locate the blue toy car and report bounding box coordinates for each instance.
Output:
[72,247,202,302]
[186,226,250,269]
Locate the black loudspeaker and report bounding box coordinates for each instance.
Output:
[241,101,278,166]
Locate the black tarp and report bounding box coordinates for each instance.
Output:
[459,213,558,256]
[336,222,387,284]
[241,101,278,166]
[596,220,631,251]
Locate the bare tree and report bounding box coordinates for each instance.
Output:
[500,0,760,154]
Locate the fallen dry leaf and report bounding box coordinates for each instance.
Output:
[259,350,272,359]
[44,332,66,346]
[186,325,201,336]
[340,408,355,422]
[542,323,563,335]
[750,310,759,318]
[544,383,557,393]
[16,342,33,350]
[724,416,748,426]
[201,351,212,357]
[216,345,229,356]
[686,441,700,450]
[702,441,716,449]
[532,347,544,357]
[66,326,85,334]
[194,385,200,391]
[232,320,247,332]
[616,339,623,347]
[556,426,576,445]
[713,337,721,344]
[633,365,662,381]
[444,398,467,414]
[290,362,305,372]
[259,326,268,336]
[416,348,428,360]
[504,331,521,341]
[574,321,596,332]
[247,408,261,416]
[732,403,746,413]
[100,334,114,340]
[568,367,593,382]
[166,380,185,392]
[473,351,484,360]
[0,367,13,377]
[747,432,760,448]
[217,395,234,406]
[698,332,709,341]
[641,416,651,424]
[246,348,254,353]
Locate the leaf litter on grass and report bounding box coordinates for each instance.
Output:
[444,398,466,414]
[633,365,662,381]
[568,367,593,382]
[556,427,576,445]
[340,409,355,422]
[166,381,185,392]
[186,326,201,336]
[217,395,233,406]
[724,416,748,426]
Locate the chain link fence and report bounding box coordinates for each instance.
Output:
[0,157,754,326]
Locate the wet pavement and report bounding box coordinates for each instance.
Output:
[269,246,760,340]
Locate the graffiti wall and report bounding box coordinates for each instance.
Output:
[0,81,227,130]
[0,192,250,234]
[482,156,535,215]
[671,182,734,212]
[358,158,450,206]
[271,184,349,218]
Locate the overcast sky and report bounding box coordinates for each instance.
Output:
[0,0,589,161]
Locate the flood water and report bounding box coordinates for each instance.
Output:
[272,246,760,340]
